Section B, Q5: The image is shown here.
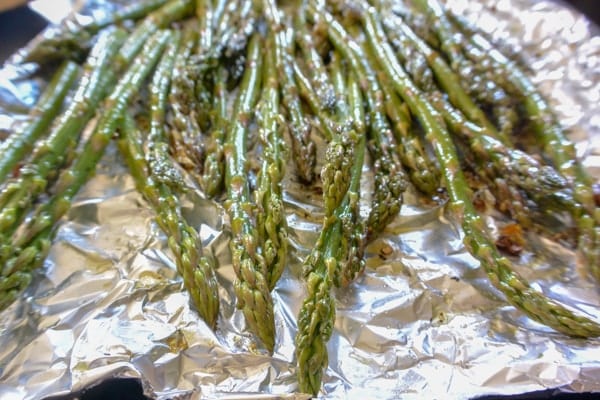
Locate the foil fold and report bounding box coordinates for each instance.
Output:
[0,1,599,399]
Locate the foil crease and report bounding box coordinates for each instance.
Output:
[0,1,599,399]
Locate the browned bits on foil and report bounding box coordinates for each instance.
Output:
[496,223,525,256]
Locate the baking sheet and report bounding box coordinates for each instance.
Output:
[0,1,599,399]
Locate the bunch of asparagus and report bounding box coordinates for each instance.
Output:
[1,0,599,395]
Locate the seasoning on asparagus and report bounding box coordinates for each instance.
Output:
[168,25,205,185]
[408,0,600,276]
[363,6,600,338]
[463,28,600,278]
[0,60,79,184]
[428,92,576,222]
[293,61,337,140]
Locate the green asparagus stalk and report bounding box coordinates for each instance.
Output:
[320,54,355,217]
[118,35,220,327]
[292,62,336,141]
[196,0,214,53]
[263,0,317,183]
[363,7,600,337]
[295,67,367,395]
[309,4,407,238]
[224,33,275,351]
[0,31,171,310]
[0,271,31,311]
[212,0,237,56]
[213,0,256,85]
[201,66,228,197]
[120,116,219,329]
[294,3,336,112]
[360,77,407,239]
[339,72,368,286]
[195,0,220,129]
[224,0,256,59]
[168,25,205,185]
[0,29,128,255]
[20,0,170,64]
[255,34,288,291]
[372,55,440,195]
[0,60,79,183]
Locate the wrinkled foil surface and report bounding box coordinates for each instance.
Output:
[0,1,599,399]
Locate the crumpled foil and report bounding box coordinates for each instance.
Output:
[0,1,599,399]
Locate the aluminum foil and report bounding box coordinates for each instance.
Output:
[1,1,599,399]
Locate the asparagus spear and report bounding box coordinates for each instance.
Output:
[192,0,224,135]
[0,31,171,310]
[372,55,440,196]
[294,3,336,112]
[224,0,256,59]
[263,0,317,183]
[168,26,205,185]
[320,54,355,217]
[201,66,228,197]
[20,0,170,64]
[118,34,220,327]
[0,60,79,183]
[0,29,128,254]
[213,0,256,85]
[339,72,368,286]
[363,7,600,338]
[292,61,337,141]
[308,4,407,238]
[224,33,275,351]
[295,67,367,395]
[255,34,288,291]
[212,0,238,57]
[120,117,220,328]
[196,0,214,53]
